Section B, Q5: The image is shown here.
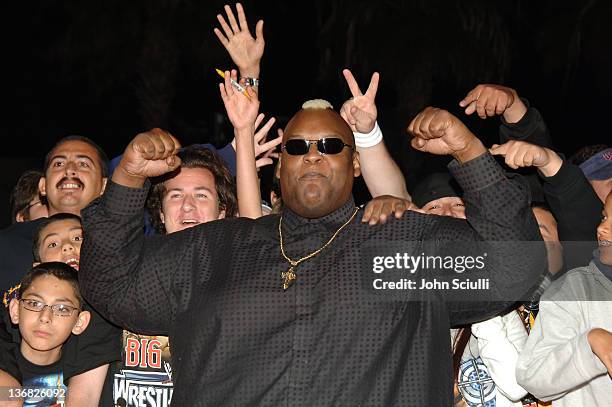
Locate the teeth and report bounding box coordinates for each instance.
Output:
[60,183,81,189]
[65,258,79,264]
[182,220,198,224]
[599,240,612,247]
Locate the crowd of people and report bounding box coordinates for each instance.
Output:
[1,3,611,407]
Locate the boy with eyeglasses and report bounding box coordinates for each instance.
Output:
[7,262,91,406]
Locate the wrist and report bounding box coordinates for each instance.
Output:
[238,66,260,80]
[234,127,256,143]
[453,137,486,164]
[354,122,383,148]
[503,95,528,123]
[112,164,147,189]
[538,148,563,177]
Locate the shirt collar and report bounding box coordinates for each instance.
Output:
[280,196,358,235]
[592,249,612,282]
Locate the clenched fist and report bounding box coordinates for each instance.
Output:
[489,140,562,176]
[114,128,182,188]
[407,107,486,163]
[459,84,527,122]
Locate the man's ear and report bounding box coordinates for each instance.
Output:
[8,299,20,325]
[72,310,91,335]
[38,177,47,197]
[276,156,282,176]
[352,151,361,178]
[218,208,226,220]
[100,177,108,195]
[159,210,165,225]
[32,262,40,267]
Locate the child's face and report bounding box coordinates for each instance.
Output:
[9,275,90,363]
[37,219,82,270]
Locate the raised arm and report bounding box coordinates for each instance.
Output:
[214,3,264,85]
[459,84,552,148]
[219,69,264,218]
[490,140,602,266]
[407,108,545,325]
[80,129,208,333]
[340,69,410,200]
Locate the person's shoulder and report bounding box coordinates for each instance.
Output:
[0,218,44,239]
[542,262,608,301]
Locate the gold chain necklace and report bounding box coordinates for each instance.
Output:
[278,207,359,290]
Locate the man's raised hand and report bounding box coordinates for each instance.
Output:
[408,107,485,163]
[459,84,527,122]
[214,3,264,78]
[219,69,259,131]
[340,69,379,133]
[115,129,182,187]
[489,140,563,176]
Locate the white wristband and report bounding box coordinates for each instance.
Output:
[353,121,383,148]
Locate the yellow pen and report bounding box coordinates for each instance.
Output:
[215,68,251,100]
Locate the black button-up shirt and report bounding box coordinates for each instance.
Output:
[80,153,543,406]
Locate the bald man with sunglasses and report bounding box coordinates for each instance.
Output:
[78,71,544,406]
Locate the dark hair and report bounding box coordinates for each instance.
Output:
[146,146,237,234]
[19,262,83,309]
[10,169,45,223]
[569,144,609,166]
[33,213,82,262]
[43,135,109,178]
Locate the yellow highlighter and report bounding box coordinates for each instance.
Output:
[215,68,251,100]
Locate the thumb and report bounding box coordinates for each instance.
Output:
[411,137,426,150]
[166,155,182,171]
[489,143,507,156]
[351,105,369,120]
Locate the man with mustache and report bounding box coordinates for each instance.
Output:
[0,136,117,406]
[78,72,544,406]
[0,136,108,290]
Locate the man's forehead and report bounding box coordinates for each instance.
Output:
[51,140,99,160]
[284,109,353,142]
[164,167,218,194]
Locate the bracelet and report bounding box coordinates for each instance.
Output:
[353,121,383,148]
[240,77,259,87]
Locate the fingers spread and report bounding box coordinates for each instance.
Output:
[224,4,240,33]
[236,3,251,34]
[343,69,362,97]
[365,72,380,99]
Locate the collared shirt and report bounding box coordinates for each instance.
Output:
[80,153,543,406]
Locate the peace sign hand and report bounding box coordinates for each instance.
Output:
[340,69,380,133]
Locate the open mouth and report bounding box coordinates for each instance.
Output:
[599,240,612,247]
[180,220,200,225]
[65,257,80,270]
[57,178,83,191]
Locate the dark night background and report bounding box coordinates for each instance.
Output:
[2,0,611,226]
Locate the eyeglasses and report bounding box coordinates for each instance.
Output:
[282,138,354,156]
[20,299,79,317]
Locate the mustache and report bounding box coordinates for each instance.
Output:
[56,177,83,189]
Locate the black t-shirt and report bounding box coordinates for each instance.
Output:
[109,330,174,406]
[16,350,67,406]
[0,220,121,405]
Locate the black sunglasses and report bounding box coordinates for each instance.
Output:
[282,138,354,155]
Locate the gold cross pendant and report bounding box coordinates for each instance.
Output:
[281,267,296,290]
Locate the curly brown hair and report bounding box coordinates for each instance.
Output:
[146,146,237,234]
